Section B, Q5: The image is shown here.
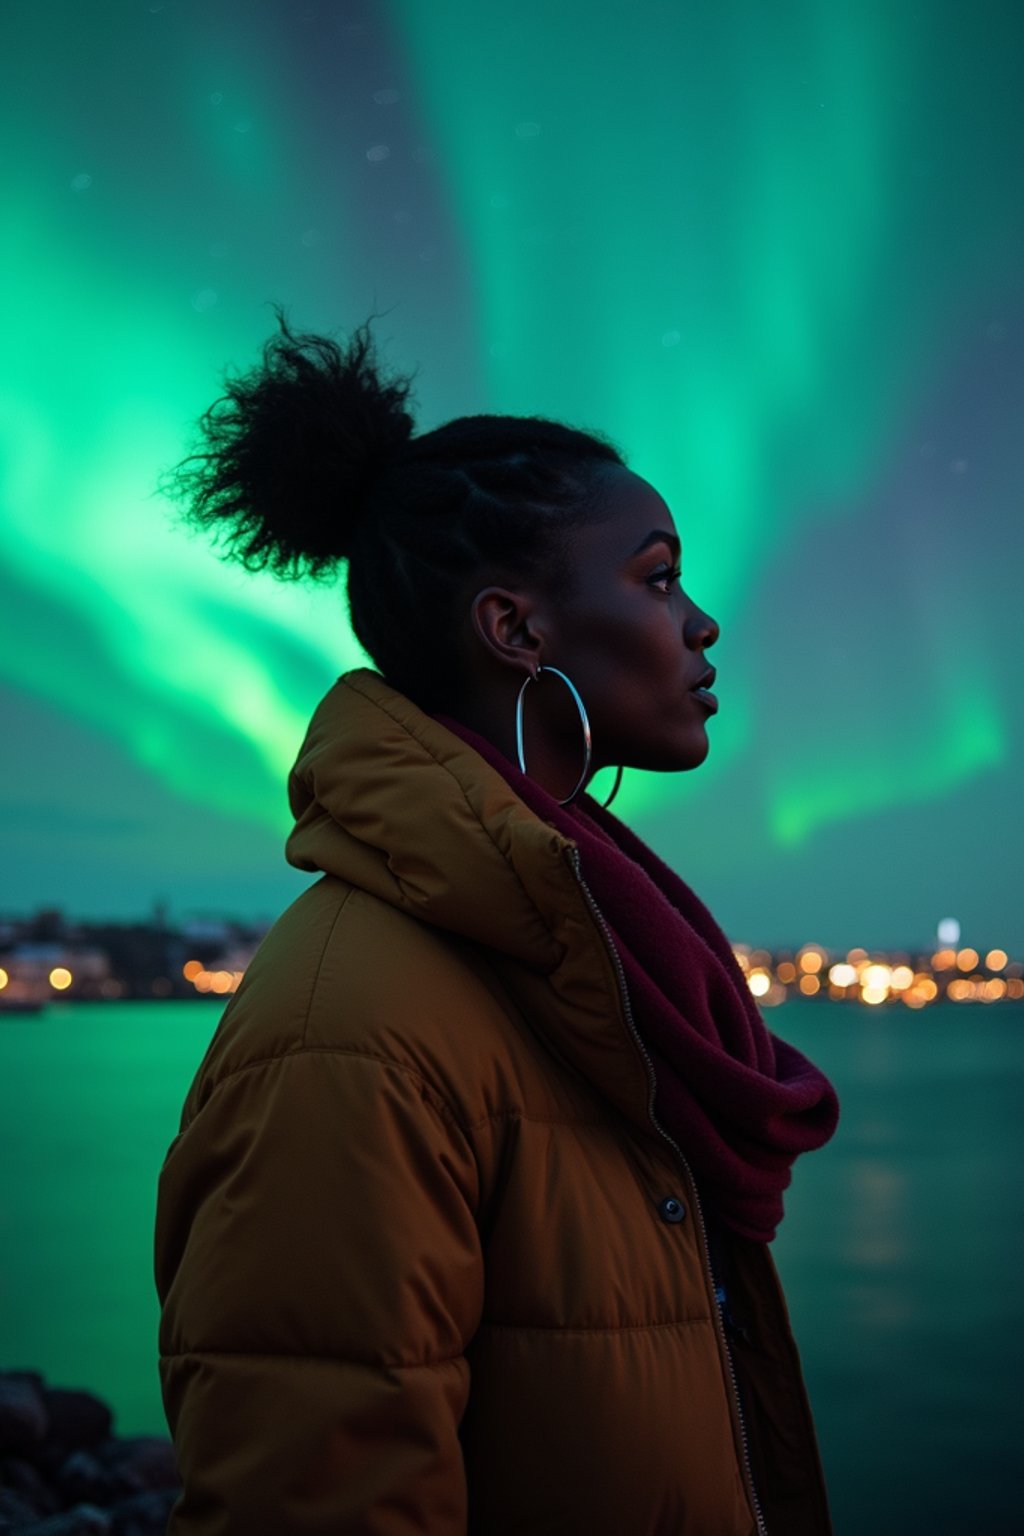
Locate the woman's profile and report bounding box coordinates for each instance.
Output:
[154,311,840,1535]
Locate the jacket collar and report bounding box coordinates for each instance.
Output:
[286,669,655,1134]
[287,669,568,969]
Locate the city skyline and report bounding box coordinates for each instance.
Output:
[2,903,1020,1012]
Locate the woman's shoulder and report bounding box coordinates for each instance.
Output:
[182,873,539,1130]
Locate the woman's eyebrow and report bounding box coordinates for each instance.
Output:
[630,529,681,560]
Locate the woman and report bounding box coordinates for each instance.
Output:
[155,313,840,1535]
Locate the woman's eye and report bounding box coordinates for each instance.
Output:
[649,565,682,594]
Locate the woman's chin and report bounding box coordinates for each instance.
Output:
[621,731,712,775]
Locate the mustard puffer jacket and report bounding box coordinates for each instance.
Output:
[155,669,832,1535]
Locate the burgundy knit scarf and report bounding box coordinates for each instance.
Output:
[437,718,840,1242]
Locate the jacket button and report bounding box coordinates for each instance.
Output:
[658,1196,686,1224]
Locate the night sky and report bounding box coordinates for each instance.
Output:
[2,0,1022,952]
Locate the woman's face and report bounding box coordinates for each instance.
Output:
[530,462,721,779]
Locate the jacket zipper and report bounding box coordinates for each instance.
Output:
[569,848,769,1536]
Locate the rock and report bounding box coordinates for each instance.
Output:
[0,1374,177,1536]
[41,1393,112,1455]
[0,1455,59,1517]
[0,1376,48,1456]
[17,1504,113,1535]
[110,1489,178,1536]
[55,1451,117,1506]
[0,1374,44,1394]
[0,1483,42,1530]
[94,1438,177,1495]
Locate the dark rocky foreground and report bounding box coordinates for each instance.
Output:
[0,1372,178,1535]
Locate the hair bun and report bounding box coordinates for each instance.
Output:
[165,307,417,577]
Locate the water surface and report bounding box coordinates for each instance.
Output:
[1,999,1021,1534]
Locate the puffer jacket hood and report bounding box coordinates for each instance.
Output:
[286,668,568,969]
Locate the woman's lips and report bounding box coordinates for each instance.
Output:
[690,686,719,713]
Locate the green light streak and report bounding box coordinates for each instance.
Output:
[769,680,1005,848]
[0,226,362,833]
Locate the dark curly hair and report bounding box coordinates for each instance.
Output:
[164,307,626,710]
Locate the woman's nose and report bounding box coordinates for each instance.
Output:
[684,601,720,650]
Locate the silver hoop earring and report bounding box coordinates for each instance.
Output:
[515,668,623,809]
[515,665,592,806]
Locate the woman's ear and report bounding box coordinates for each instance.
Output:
[470,586,545,672]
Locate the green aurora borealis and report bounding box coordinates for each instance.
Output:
[1,0,1022,948]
